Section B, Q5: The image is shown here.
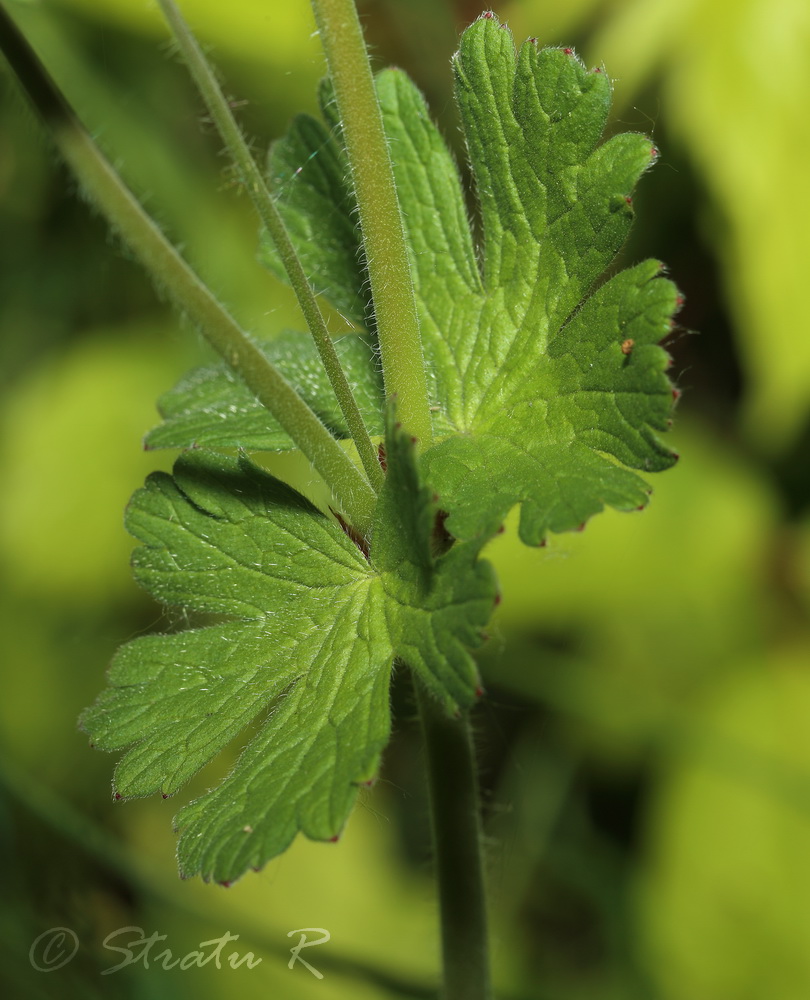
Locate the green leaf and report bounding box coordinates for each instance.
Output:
[255,13,680,544]
[421,258,679,542]
[81,415,496,883]
[144,330,383,450]
[414,16,677,543]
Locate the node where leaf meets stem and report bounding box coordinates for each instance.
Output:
[310,0,434,450]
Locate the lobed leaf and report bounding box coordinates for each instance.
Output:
[82,415,496,883]
[84,11,684,888]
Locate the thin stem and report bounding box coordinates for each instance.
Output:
[156,0,384,495]
[414,681,492,1000]
[0,4,376,534]
[310,0,433,449]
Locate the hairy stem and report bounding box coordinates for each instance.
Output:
[0,5,376,533]
[310,0,433,449]
[415,681,492,1000]
[156,0,384,496]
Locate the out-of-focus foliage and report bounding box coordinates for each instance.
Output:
[0,326,184,602]
[639,649,810,1000]
[60,0,321,73]
[1,1,809,999]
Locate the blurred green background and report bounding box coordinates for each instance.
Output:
[2,0,810,997]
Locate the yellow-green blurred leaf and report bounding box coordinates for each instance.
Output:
[53,0,321,71]
[638,648,810,999]
[0,325,189,602]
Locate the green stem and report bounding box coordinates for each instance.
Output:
[414,681,492,1000]
[310,0,433,449]
[0,4,376,534]
[156,0,384,495]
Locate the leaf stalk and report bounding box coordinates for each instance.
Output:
[156,0,384,496]
[310,0,434,449]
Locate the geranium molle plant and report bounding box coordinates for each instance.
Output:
[0,2,681,997]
